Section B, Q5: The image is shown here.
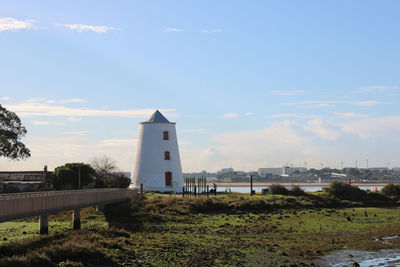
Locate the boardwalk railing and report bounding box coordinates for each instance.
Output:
[0,188,136,222]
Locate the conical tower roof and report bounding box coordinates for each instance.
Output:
[146,110,170,123]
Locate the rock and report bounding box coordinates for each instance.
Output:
[352,261,360,267]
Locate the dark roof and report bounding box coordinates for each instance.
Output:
[146,110,170,123]
[0,171,49,182]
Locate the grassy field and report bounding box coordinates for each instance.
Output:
[0,192,400,266]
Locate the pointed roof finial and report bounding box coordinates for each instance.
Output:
[146,110,170,123]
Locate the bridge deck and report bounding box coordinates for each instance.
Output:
[0,188,136,222]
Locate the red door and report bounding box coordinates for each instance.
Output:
[165,172,172,186]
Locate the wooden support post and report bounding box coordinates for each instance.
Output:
[207,185,209,197]
[194,186,197,197]
[182,186,185,197]
[73,208,81,230]
[250,175,254,196]
[140,183,143,194]
[39,215,48,235]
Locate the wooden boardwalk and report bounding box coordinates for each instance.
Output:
[0,188,136,233]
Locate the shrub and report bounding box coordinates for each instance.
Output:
[2,185,20,193]
[328,181,366,201]
[269,184,289,195]
[290,185,305,196]
[381,184,400,197]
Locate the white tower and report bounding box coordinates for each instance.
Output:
[129,110,184,192]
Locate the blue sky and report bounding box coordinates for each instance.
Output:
[1,1,399,172]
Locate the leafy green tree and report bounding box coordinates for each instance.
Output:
[0,104,30,160]
[47,163,95,190]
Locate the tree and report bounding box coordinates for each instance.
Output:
[0,104,30,160]
[47,163,95,190]
[90,155,130,188]
[347,168,361,178]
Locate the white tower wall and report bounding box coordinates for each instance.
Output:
[129,112,184,192]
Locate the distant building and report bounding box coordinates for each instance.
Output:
[258,166,307,176]
[219,168,234,174]
[258,167,283,176]
[367,167,389,172]
[0,166,49,193]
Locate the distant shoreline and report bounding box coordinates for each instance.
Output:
[209,182,388,187]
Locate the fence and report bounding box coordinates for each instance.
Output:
[183,177,209,197]
[0,188,136,222]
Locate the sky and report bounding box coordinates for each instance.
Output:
[1,0,400,172]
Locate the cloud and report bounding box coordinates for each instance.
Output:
[63,24,116,33]
[47,98,87,104]
[179,140,192,145]
[333,112,367,118]
[1,96,11,101]
[353,100,381,106]
[355,85,399,94]
[201,29,222,34]
[62,131,91,136]
[282,100,381,107]
[0,136,136,171]
[67,117,82,122]
[183,129,205,133]
[342,116,400,139]
[304,119,341,140]
[31,120,66,126]
[268,113,311,119]
[218,113,239,119]
[99,138,136,147]
[304,103,333,108]
[244,112,253,116]
[0,17,35,32]
[207,121,317,171]
[164,28,182,33]
[5,100,177,119]
[272,90,304,96]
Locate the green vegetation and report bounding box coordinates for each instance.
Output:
[0,104,30,160]
[47,163,96,190]
[382,183,400,196]
[44,158,130,191]
[0,189,400,266]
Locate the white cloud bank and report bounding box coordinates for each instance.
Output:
[182,115,400,172]
[282,100,381,107]
[164,28,182,33]
[355,85,399,94]
[0,136,136,172]
[0,17,35,32]
[272,90,304,96]
[333,112,367,118]
[218,113,239,119]
[201,29,222,34]
[5,100,177,119]
[63,24,116,33]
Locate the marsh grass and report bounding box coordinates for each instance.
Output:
[0,193,399,266]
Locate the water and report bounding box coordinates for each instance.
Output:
[218,185,383,193]
[314,249,400,266]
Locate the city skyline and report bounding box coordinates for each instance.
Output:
[1,1,400,172]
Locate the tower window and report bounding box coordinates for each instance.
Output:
[163,131,169,140]
[165,172,172,186]
[164,151,170,160]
